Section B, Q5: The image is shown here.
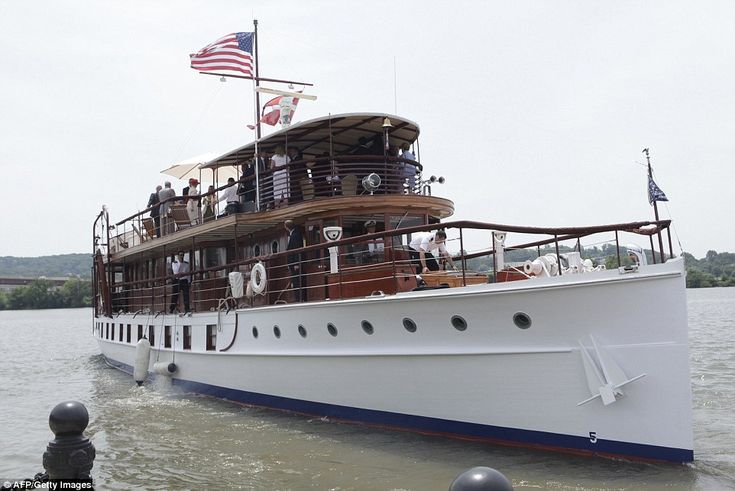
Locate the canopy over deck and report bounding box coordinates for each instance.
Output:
[202,113,420,169]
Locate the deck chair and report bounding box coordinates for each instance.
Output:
[132,224,146,244]
[142,218,156,240]
[300,178,315,200]
[169,204,192,231]
[341,174,357,196]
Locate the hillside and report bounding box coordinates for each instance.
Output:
[0,254,91,278]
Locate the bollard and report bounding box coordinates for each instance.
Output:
[449,466,514,491]
[42,401,96,481]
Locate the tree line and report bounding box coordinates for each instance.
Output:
[465,246,735,288]
[0,278,93,310]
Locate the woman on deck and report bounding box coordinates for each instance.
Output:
[270,145,290,207]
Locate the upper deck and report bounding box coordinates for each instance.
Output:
[102,113,452,260]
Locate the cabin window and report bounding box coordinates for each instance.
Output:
[203,247,233,278]
[137,325,144,341]
[390,215,424,248]
[183,325,191,350]
[164,325,172,348]
[361,320,374,335]
[327,323,338,337]
[342,215,386,265]
[514,312,532,329]
[298,325,307,338]
[273,325,281,338]
[403,317,417,333]
[120,324,126,342]
[253,244,261,257]
[451,315,468,331]
[148,325,155,346]
[105,323,109,339]
[206,324,217,351]
[126,325,131,343]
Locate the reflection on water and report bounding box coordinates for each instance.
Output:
[1,291,734,490]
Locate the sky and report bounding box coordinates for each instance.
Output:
[1,1,733,259]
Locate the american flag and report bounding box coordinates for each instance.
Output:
[190,32,254,75]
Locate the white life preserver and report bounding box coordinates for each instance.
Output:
[250,262,267,295]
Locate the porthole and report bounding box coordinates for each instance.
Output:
[327,323,338,337]
[402,317,417,333]
[513,312,532,329]
[451,315,468,331]
[298,325,307,338]
[252,326,259,338]
[273,325,281,338]
[361,320,374,335]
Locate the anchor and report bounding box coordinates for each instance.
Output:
[577,335,646,406]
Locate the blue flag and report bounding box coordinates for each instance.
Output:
[648,175,668,205]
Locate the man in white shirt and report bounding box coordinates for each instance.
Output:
[218,177,240,216]
[409,230,456,274]
[169,252,192,313]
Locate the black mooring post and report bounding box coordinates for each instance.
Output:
[43,401,96,482]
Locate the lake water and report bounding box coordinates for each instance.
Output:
[0,288,733,490]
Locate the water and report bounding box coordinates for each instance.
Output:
[1,289,733,490]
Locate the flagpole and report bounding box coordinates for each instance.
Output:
[643,148,665,262]
[254,19,261,141]
[253,19,262,211]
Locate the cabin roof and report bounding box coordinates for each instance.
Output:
[202,113,420,170]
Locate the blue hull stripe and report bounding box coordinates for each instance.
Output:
[104,357,693,463]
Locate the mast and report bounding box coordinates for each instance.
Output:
[254,19,261,141]
[643,148,665,263]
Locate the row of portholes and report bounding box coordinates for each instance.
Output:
[250,312,532,339]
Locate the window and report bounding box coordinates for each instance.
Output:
[105,323,109,339]
[137,325,144,341]
[120,324,125,342]
[327,323,338,337]
[164,325,172,348]
[126,325,131,343]
[361,320,374,335]
[182,326,191,350]
[206,324,217,351]
[148,325,155,347]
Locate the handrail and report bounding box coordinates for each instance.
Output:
[108,218,672,291]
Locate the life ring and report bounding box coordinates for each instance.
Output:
[250,262,267,295]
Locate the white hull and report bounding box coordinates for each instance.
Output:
[95,258,693,462]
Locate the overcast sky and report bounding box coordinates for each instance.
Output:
[1,1,733,258]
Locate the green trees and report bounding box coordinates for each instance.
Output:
[0,279,92,310]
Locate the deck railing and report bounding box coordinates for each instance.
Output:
[106,156,424,252]
[95,219,675,317]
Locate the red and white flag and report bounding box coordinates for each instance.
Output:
[260,95,300,126]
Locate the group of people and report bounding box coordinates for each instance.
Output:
[146,178,233,237]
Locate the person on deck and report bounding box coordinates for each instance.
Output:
[158,181,176,235]
[270,145,290,207]
[147,185,162,237]
[186,178,200,225]
[218,177,240,216]
[285,220,305,302]
[201,185,216,222]
[169,252,192,313]
[409,230,456,274]
[288,147,306,203]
